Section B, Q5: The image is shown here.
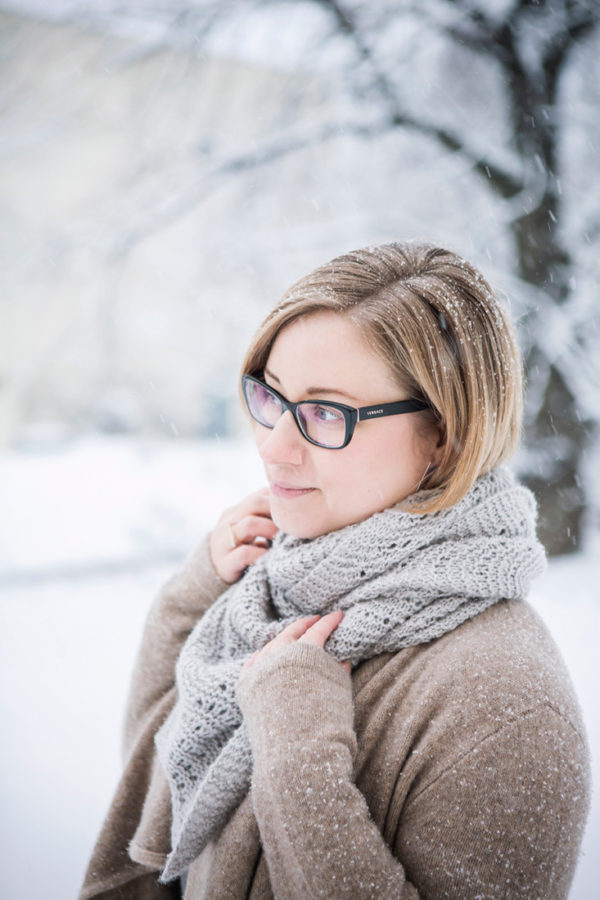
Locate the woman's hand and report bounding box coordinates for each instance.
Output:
[209,488,279,584]
[241,610,351,673]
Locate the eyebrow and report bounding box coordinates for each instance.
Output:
[264,367,360,402]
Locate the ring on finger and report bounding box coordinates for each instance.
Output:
[228,522,239,549]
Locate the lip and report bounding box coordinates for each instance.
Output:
[269,481,316,499]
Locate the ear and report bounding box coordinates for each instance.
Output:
[430,423,446,468]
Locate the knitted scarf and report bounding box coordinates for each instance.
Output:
[156,466,546,881]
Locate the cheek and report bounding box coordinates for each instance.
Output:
[319,447,382,518]
[357,425,428,499]
[383,418,430,467]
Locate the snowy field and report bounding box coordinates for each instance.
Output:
[0,437,598,899]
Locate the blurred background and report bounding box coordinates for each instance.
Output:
[1,1,599,897]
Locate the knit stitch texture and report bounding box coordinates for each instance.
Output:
[155,466,546,881]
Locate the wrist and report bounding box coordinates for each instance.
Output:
[237,642,354,749]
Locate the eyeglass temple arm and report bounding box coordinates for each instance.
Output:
[358,399,429,421]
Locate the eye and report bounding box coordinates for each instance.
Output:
[245,379,284,427]
[309,404,344,424]
[258,384,279,407]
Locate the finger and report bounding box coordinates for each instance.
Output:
[251,615,321,663]
[298,609,344,648]
[255,615,321,656]
[232,514,279,546]
[218,542,272,583]
[268,615,322,646]
[210,489,274,582]
[230,489,273,522]
[241,650,259,672]
[229,542,271,571]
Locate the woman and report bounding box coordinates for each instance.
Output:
[81,243,590,899]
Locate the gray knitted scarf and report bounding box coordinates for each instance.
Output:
[156,466,546,881]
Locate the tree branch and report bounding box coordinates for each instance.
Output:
[389,111,523,197]
[104,118,403,256]
[310,0,524,197]
[543,3,600,97]
[100,108,523,260]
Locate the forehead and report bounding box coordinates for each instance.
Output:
[266,311,399,396]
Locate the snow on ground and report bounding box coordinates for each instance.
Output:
[0,437,598,899]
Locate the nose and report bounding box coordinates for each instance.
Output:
[257,410,304,466]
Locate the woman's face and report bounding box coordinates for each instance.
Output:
[254,311,441,539]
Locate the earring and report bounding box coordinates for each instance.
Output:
[416,461,433,492]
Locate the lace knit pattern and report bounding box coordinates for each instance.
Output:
[156,466,546,881]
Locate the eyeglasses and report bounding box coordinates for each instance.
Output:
[241,374,429,450]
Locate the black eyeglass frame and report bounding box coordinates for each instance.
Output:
[241,374,429,450]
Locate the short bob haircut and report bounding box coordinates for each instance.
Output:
[241,242,523,514]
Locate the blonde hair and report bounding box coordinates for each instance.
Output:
[241,242,523,513]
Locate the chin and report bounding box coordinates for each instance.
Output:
[273,514,324,540]
[269,503,327,540]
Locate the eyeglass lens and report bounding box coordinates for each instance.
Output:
[244,379,347,448]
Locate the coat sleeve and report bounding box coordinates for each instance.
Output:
[79,536,229,900]
[395,705,590,899]
[236,641,590,900]
[122,536,229,755]
[236,643,420,899]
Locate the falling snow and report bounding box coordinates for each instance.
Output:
[0,437,598,899]
[1,1,599,896]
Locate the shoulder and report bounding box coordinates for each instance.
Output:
[352,600,589,789]
[350,603,591,898]
[356,600,583,727]
[435,599,584,732]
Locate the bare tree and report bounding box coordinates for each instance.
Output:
[5,0,599,553]
[422,0,598,555]
[108,0,600,552]
[283,0,597,555]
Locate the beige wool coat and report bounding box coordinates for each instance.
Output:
[80,538,590,899]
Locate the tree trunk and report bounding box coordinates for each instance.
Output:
[512,199,587,554]
[520,358,587,555]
